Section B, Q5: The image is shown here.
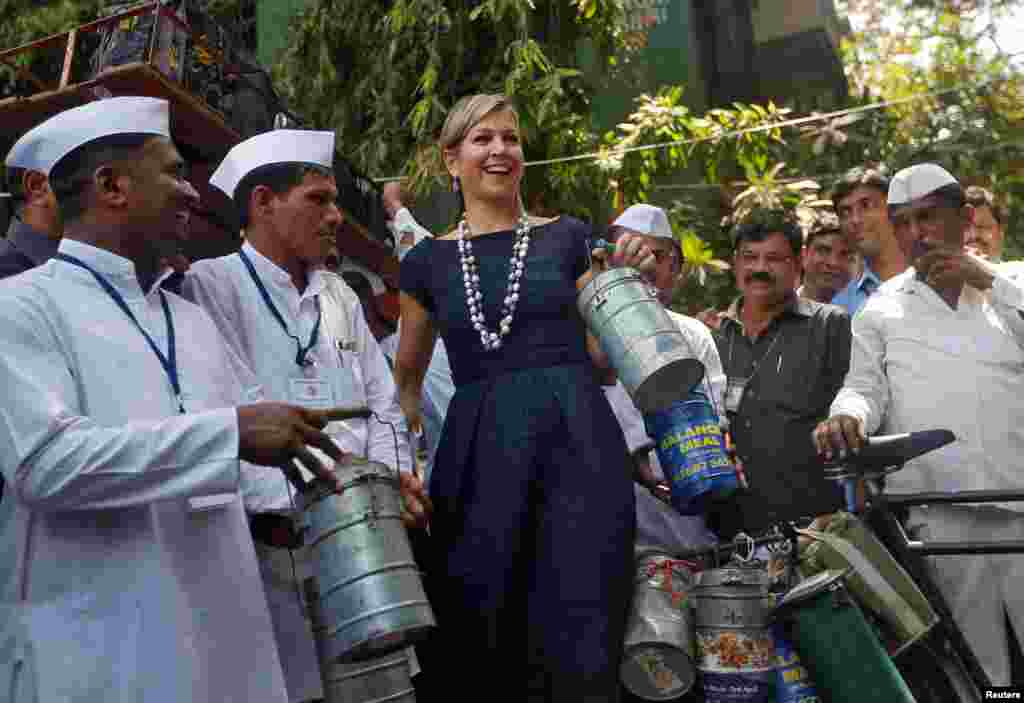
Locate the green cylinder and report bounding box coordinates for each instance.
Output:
[774,570,916,703]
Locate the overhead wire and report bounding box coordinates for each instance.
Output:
[371,52,1024,184]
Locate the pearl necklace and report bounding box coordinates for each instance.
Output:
[457,214,532,351]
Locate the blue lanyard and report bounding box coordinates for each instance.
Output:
[238,248,321,367]
[56,253,185,414]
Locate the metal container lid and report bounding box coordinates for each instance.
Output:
[694,566,768,590]
[621,644,696,701]
[343,456,395,480]
[578,266,655,306]
[775,569,849,611]
[591,266,645,286]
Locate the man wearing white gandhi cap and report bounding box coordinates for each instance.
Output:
[184,129,431,703]
[815,163,1024,685]
[0,96,367,702]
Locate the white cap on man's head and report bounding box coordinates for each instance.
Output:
[210,129,335,200]
[612,203,674,241]
[5,96,170,175]
[888,163,959,206]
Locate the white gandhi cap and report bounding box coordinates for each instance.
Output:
[887,163,959,206]
[210,129,335,200]
[612,203,674,241]
[5,96,170,176]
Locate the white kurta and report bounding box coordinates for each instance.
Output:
[830,263,1024,685]
[831,265,1024,502]
[184,243,410,702]
[602,310,726,553]
[0,239,288,703]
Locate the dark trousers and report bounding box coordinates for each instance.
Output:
[419,443,635,702]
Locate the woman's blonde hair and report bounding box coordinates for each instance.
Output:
[439,94,520,153]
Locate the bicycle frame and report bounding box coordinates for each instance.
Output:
[665,463,1021,699]
[878,488,1024,555]
[859,476,1024,696]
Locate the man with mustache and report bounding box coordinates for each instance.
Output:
[815,163,1024,686]
[798,211,855,304]
[706,209,851,541]
[964,186,1008,263]
[183,130,429,703]
[831,164,908,316]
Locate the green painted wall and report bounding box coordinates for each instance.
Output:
[256,0,311,68]
[583,0,694,134]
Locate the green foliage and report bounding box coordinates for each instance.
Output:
[597,88,790,201]
[0,0,101,100]
[271,1,803,309]
[275,0,628,220]
[267,2,844,308]
[6,0,1024,309]
[835,0,1024,258]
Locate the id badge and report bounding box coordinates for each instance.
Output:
[725,376,749,414]
[289,377,335,410]
[188,493,237,513]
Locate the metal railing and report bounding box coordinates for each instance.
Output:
[0,1,234,107]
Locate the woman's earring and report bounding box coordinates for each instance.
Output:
[452,176,460,193]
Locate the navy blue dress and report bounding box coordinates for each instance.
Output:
[401,216,636,702]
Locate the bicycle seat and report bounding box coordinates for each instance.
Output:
[823,429,956,481]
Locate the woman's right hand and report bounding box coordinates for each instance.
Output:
[591,233,657,283]
[399,387,424,437]
[590,246,610,275]
[611,233,657,276]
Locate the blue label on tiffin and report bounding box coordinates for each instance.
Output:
[645,389,737,514]
[772,624,820,703]
[700,671,772,703]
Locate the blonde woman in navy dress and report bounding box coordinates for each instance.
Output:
[396,94,658,702]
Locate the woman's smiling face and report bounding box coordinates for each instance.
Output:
[445,109,524,204]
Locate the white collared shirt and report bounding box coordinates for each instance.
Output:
[0,238,287,703]
[185,242,411,514]
[831,264,1024,508]
[185,243,411,702]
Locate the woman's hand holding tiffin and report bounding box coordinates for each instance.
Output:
[398,471,432,528]
[591,233,658,281]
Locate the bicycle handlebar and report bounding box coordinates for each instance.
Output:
[823,429,956,479]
